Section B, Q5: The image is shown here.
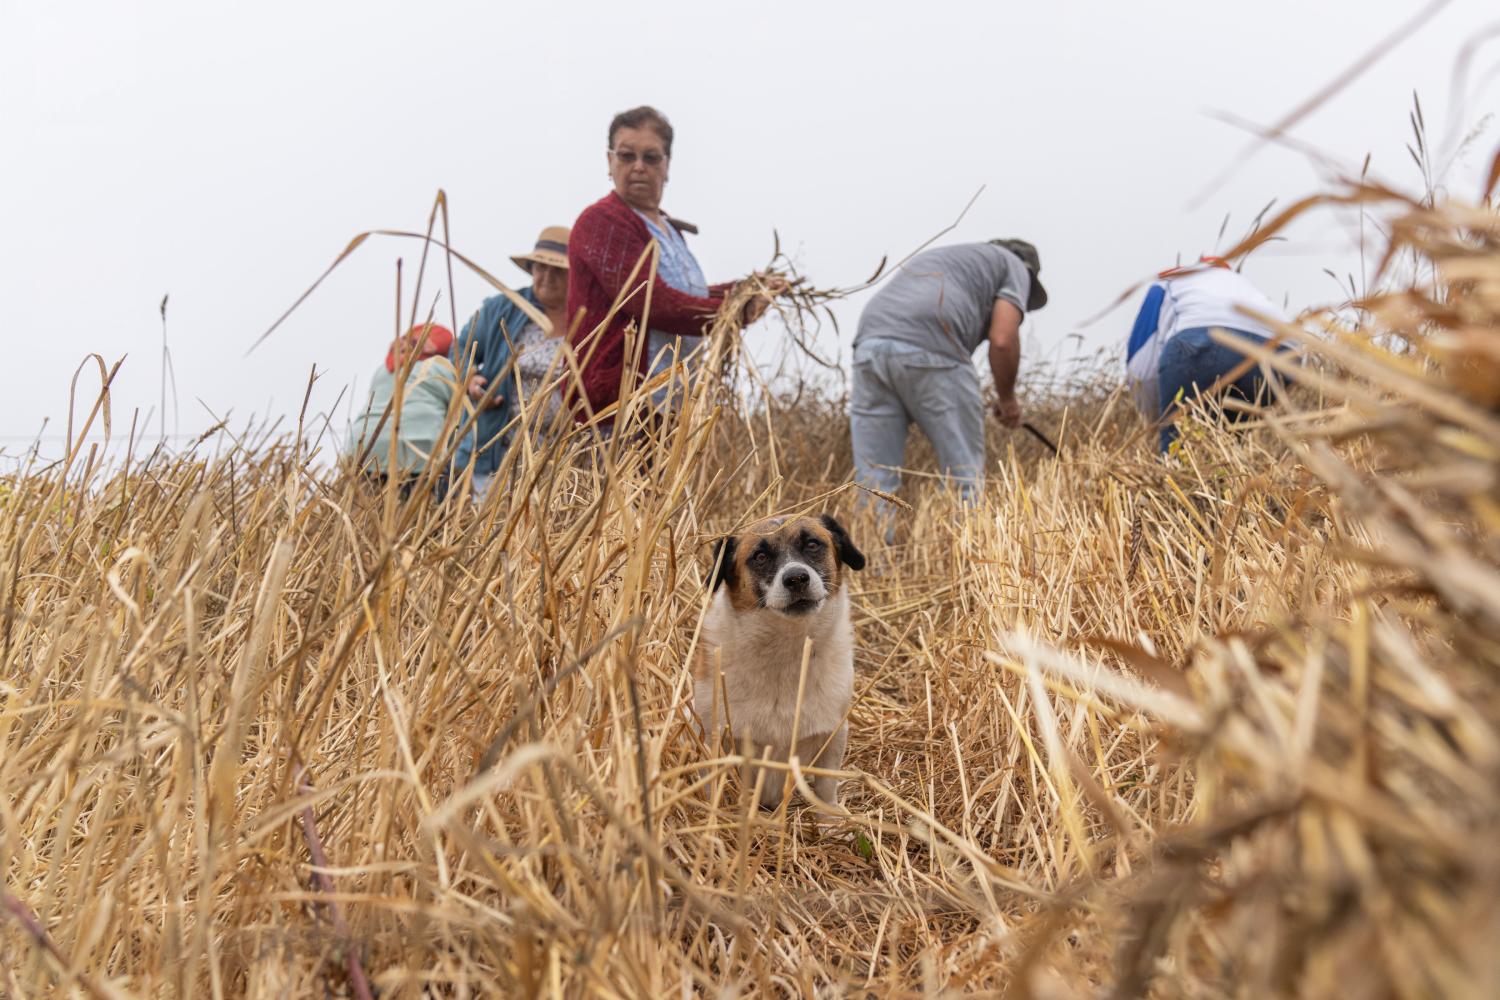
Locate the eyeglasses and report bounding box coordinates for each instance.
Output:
[609,148,667,167]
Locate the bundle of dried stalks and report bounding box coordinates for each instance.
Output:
[1,165,1497,998]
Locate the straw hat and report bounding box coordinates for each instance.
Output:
[511,226,570,274]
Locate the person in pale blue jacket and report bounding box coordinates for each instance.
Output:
[449,226,570,500]
[347,323,459,498]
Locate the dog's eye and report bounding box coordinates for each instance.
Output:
[804,538,822,551]
[751,550,770,566]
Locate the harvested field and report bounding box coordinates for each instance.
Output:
[2,175,1498,998]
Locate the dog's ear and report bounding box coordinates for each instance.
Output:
[707,535,738,592]
[820,514,866,571]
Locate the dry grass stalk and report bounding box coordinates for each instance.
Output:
[2,166,1499,997]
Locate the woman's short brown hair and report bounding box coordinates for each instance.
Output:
[608,106,674,157]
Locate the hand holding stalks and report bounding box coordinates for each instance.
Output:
[737,273,790,326]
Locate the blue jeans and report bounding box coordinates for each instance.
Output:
[1157,327,1280,452]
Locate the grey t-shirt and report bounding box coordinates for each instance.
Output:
[854,242,1031,364]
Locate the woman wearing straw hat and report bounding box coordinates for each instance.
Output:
[450,225,571,501]
[506,229,575,430]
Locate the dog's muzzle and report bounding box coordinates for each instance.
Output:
[764,561,827,615]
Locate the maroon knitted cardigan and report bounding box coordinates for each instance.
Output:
[566,191,732,418]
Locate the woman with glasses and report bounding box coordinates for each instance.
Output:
[565,105,778,427]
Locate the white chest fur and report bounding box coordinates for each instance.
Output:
[694,587,854,748]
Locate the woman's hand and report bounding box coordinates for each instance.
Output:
[467,374,504,410]
[738,275,789,326]
[741,296,771,325]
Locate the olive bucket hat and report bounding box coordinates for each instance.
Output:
[990,238,1049,311]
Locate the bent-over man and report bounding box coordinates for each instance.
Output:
[1125,258,1289,452]
[850,239,1049,530]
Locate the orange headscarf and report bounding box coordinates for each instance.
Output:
[385,323,454,373]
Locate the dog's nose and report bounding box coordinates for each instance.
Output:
[782,568,810,590]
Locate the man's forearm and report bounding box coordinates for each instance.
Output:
[988,339,1020,400]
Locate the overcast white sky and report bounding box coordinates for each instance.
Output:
[2,0,1496,458]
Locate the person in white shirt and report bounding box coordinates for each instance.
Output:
[1125,259,1290,451]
